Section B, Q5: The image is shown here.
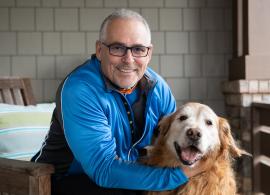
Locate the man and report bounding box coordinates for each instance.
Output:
[32,9,202,195]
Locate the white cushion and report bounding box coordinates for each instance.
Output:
[0,103,55,161]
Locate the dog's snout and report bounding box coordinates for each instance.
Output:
[186,128,201,141]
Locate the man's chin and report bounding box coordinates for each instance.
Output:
[119,83,137,89]
[116,80,138,89]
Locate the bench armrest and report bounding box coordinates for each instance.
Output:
[0,157,54,195]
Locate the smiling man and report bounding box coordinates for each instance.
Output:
[96,16,152,89]
[31,9,203,195]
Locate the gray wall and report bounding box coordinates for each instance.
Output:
[0,0,232,115]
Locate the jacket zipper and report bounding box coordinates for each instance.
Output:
[127,82,157,161]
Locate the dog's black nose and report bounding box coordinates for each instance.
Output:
[186,128,201,141]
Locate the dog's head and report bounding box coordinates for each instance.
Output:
[155,102,244,167]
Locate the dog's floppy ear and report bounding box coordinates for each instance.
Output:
[156,114,174,137]
[219,117,248,158]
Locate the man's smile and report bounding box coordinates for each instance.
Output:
[116,67,137,74]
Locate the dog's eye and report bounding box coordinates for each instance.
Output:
[206,120,213,126]
[179,115,188,121]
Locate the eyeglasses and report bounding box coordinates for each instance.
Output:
[101,42,151,57]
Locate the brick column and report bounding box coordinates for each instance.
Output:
[222,80,270,194]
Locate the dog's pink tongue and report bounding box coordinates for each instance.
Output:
[181,147,199,163]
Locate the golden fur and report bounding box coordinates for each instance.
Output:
[143,103,246,195]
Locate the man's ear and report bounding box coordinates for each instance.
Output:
[96,41,102,60]
[147,44,153,61]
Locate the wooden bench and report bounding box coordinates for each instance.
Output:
[0,77,54,195]
[0,77,36,105]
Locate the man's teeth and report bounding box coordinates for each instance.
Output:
[119,68,134,73]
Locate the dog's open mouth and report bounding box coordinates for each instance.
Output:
[174,141,203,166]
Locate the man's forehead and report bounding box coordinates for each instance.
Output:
[105,18,151,44]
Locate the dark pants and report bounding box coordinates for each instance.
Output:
[52,174,143,195]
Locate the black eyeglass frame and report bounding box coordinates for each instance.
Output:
[101,42,151,57]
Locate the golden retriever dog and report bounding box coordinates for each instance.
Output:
[143,102,247,195]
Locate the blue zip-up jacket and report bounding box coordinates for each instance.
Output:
[32,55,188,191]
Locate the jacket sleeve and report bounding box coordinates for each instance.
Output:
[61,78,188,191]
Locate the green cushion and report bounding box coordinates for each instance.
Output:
[0,112,52,129]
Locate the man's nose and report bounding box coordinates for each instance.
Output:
[122,49,135,63]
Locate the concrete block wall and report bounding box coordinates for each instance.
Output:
[0,0,232,115]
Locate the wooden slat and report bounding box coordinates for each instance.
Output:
[0,92,3,103]
[12,88,24,105]
[2,89,13,104]
[254,155,270,167]
[254,125,270,134]
[21,78,36,105]
[0,78,23,89]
